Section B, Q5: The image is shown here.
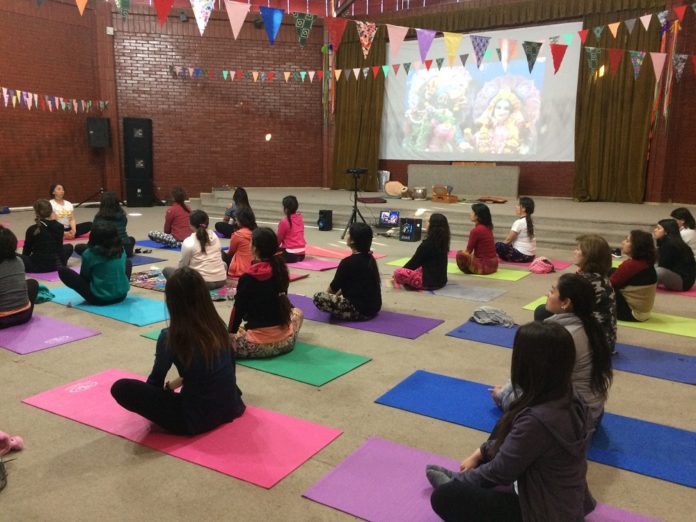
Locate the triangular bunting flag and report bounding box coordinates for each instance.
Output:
[470,35,491,68]
[578,29,589,44]
[672,54,688,82]
[549,43,568,74]
[154,0,175,26]
[352,68,360,80]
[190,0,214,36]
[650,52,666,82]
[224,0,249,39]
[2,88,8,108]
[244,71,252,80]
[692,3,696,15]
[222,70,229,80]
[194,67,201,78]
[355,21,378,59]
[521,41,542,73]
[640,14,652,31]
[73,99,78,113]
[607,22,620,38]
[497,38,518,72]
[443,32,464,65]
[403,63,411,74]
[624,18,637,34]
[284,71,291,82]
[292,12,316,48]
[115,0,130,17]
[371,66,380,79]
[460,54,469,67]
[386,25,408,58]
[75,0,88,16]
[334,69,342,81]
[307,71,315,82]
[12,95,17,109]
[317,70,323,80]
[343,69,351,80]
[673,5,687,23]
[607,48,624,75]
[252,71,259,82]
[260,6,284,45]
[325,17,349,52]
[415,28,436,63]
[424,59,433,71]
[361,67,369,79]
[392,64,401,75]
[435,58,445,70]
[592,26,604,40]
[585,47,602,74]
[382,65,390,77]
[207,69,215,78]
[40,96,46,111]
[562,33,574,45]
[229,71,236,80]
[628,50,646,80]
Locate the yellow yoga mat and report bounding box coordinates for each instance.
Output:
[386,258,530,282]
[522,296,696,338]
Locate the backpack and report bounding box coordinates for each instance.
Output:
[529,257,555,274]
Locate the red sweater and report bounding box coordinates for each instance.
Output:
[164,203,191,241]
[466,223,496,259]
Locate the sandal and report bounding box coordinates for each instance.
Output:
[134,248,143,254]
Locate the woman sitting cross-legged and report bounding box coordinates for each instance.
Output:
[610,230,657,322]
[426,321,597,522]
[21,199,73,273]
[229,227,303,358]
[456,203,498,275]
[58,222,132,305]
[393,213,450,290]
[653,218,695,292]
[313,222,382,320]
[0,227,39,329]
[111,267,245,435]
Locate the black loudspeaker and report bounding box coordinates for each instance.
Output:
[318,210,333,231]
[123,118,153,180]
[87,117,111,148]
[125,178,154,207]
[399,218,422,242]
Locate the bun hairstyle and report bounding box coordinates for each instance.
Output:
[427,213,451,253]
[282,195,299,228]
[471,203,493,230]
[252,227,291,327]
[33,199,53,236]
[519,197,535,238]
[189,209,211,253]
[670,207,695,230]
[171,187,190,213]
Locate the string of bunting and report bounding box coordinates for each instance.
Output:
[1,86,109,113]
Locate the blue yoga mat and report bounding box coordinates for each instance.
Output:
[376,370,696,488]
[446,321,696,385]
[130,254,167,266]
[50,287,169,326]
[135,240,181,252]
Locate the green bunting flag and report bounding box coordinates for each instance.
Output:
[435,57,445,70]
[521,41,542,73]
[585,47,602,74]
[292,12,316,48]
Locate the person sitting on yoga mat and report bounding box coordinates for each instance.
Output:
[670,207,696,256]
[456,203,498,276]
[314,222,382,320]
[495,274,612,427]
[215,187,252,239]
[277,195,306,263]
[653,219,695,292]
[58,222,132,306]
[535,234,616,353]
[162,210,227,289]
[148,187,191,248]
[426,321,596,522]
[76,191,135,258]
[20,199,73,273]
[393,213,449,290]
[229,227,303,358]
[495,197,536,263]
[224,207,257,279]
[0,227,39,329]
[610,230,657,322]
[111,267,245,435]
[49,183,92,240]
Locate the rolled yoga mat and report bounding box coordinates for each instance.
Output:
[0,315,100,355]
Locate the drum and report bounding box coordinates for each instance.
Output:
[413,187,427,200]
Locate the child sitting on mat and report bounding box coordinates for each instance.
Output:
[76,191,135,258]
[456,203,498,275]
[610,230,657,322]
[20,199,73,273]
[496,196,536,262]
[215,187,252,239]
[393,213,449,290]
[0,227,39,329]
[58,222,132,305]
[277,195,306,263]
[229,228,303,358]
[426,321,596,522]
[148,187,191,248]
[225,207,257,279]
[670,207,696,256]
[653,219,695,292]
[163,210,227,289]
[111,267,245,435]
[313,222,381,320]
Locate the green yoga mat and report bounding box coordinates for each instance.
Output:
[523,297,696,338]
[141,329,162,341]
[387,258,530,281]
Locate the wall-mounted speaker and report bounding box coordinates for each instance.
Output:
[87,117,111,148]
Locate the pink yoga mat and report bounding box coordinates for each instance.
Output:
[305,245,386,260]
[26,266,79,282]
[304,437,659,522]
[447,251,573,271]
[17,233,89,249]
[23,369,342,488]
[289,273,309,282]
[0,314,100,355]
[288,258,340,271]
[657,285,696,298]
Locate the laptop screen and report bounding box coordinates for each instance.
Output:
[379,210,400,226]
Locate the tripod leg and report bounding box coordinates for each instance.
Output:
[342,208,358,240]
[356,206,367,224]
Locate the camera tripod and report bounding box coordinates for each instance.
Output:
[341,168,368,240]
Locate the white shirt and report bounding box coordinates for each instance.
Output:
[511,217,536,256]
[179,231,227,283]
[680,228,696,256]
[50,199,74,229]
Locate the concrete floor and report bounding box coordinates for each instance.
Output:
[1,193,695,521]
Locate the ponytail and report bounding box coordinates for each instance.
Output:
[270,252,291,327]
[195,225,210,253]
[33,199,52,237]
[189,210,211,253]
[282,195,299,230]
[519,197,535,238]
[525,215,534,238]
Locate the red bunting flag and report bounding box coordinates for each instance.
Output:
[578,29,589,44]
[392,64,401,75]
[325,18,349,52]
[372,66,380,79]
[424,59,433,71]
[607,48,624,75]
[549,43,567,74]
[267,71,275,82]
[317,70,324,80]
[673,5,688,23]
[154,0,175,27]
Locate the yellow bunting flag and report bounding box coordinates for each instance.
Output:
[443,32,464,66]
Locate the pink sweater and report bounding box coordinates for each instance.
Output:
[277,213,306,253]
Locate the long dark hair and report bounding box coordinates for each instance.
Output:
[190,210,211,253]
[171,187,190,213]
[232,187,250,209]
[471,203,493,230]
[575,234,611,275]
[349,222,380,287]
[519,197,535,238]
[494,322,575,453]
[628,229,656,264]
[165,267,229,368]
[282,195,299,228]
[557,273,613,401]
[88,222,123,258]
[252,227,291,327]
[656,219,692,263]
[49,183,64,199]
[236,207,257,230]
[95,191,125,221]
[33,199,53,236]
[670,207,695,230]
[0,227,18,261]
[427,213,450,252]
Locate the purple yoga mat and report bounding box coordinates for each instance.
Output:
[0,314,100,355]
[287,258,340,271]
[289,294,443,340]
[26,266,79,282]
[304,437,660,522]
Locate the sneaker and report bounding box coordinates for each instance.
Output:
[611,248,622,259]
